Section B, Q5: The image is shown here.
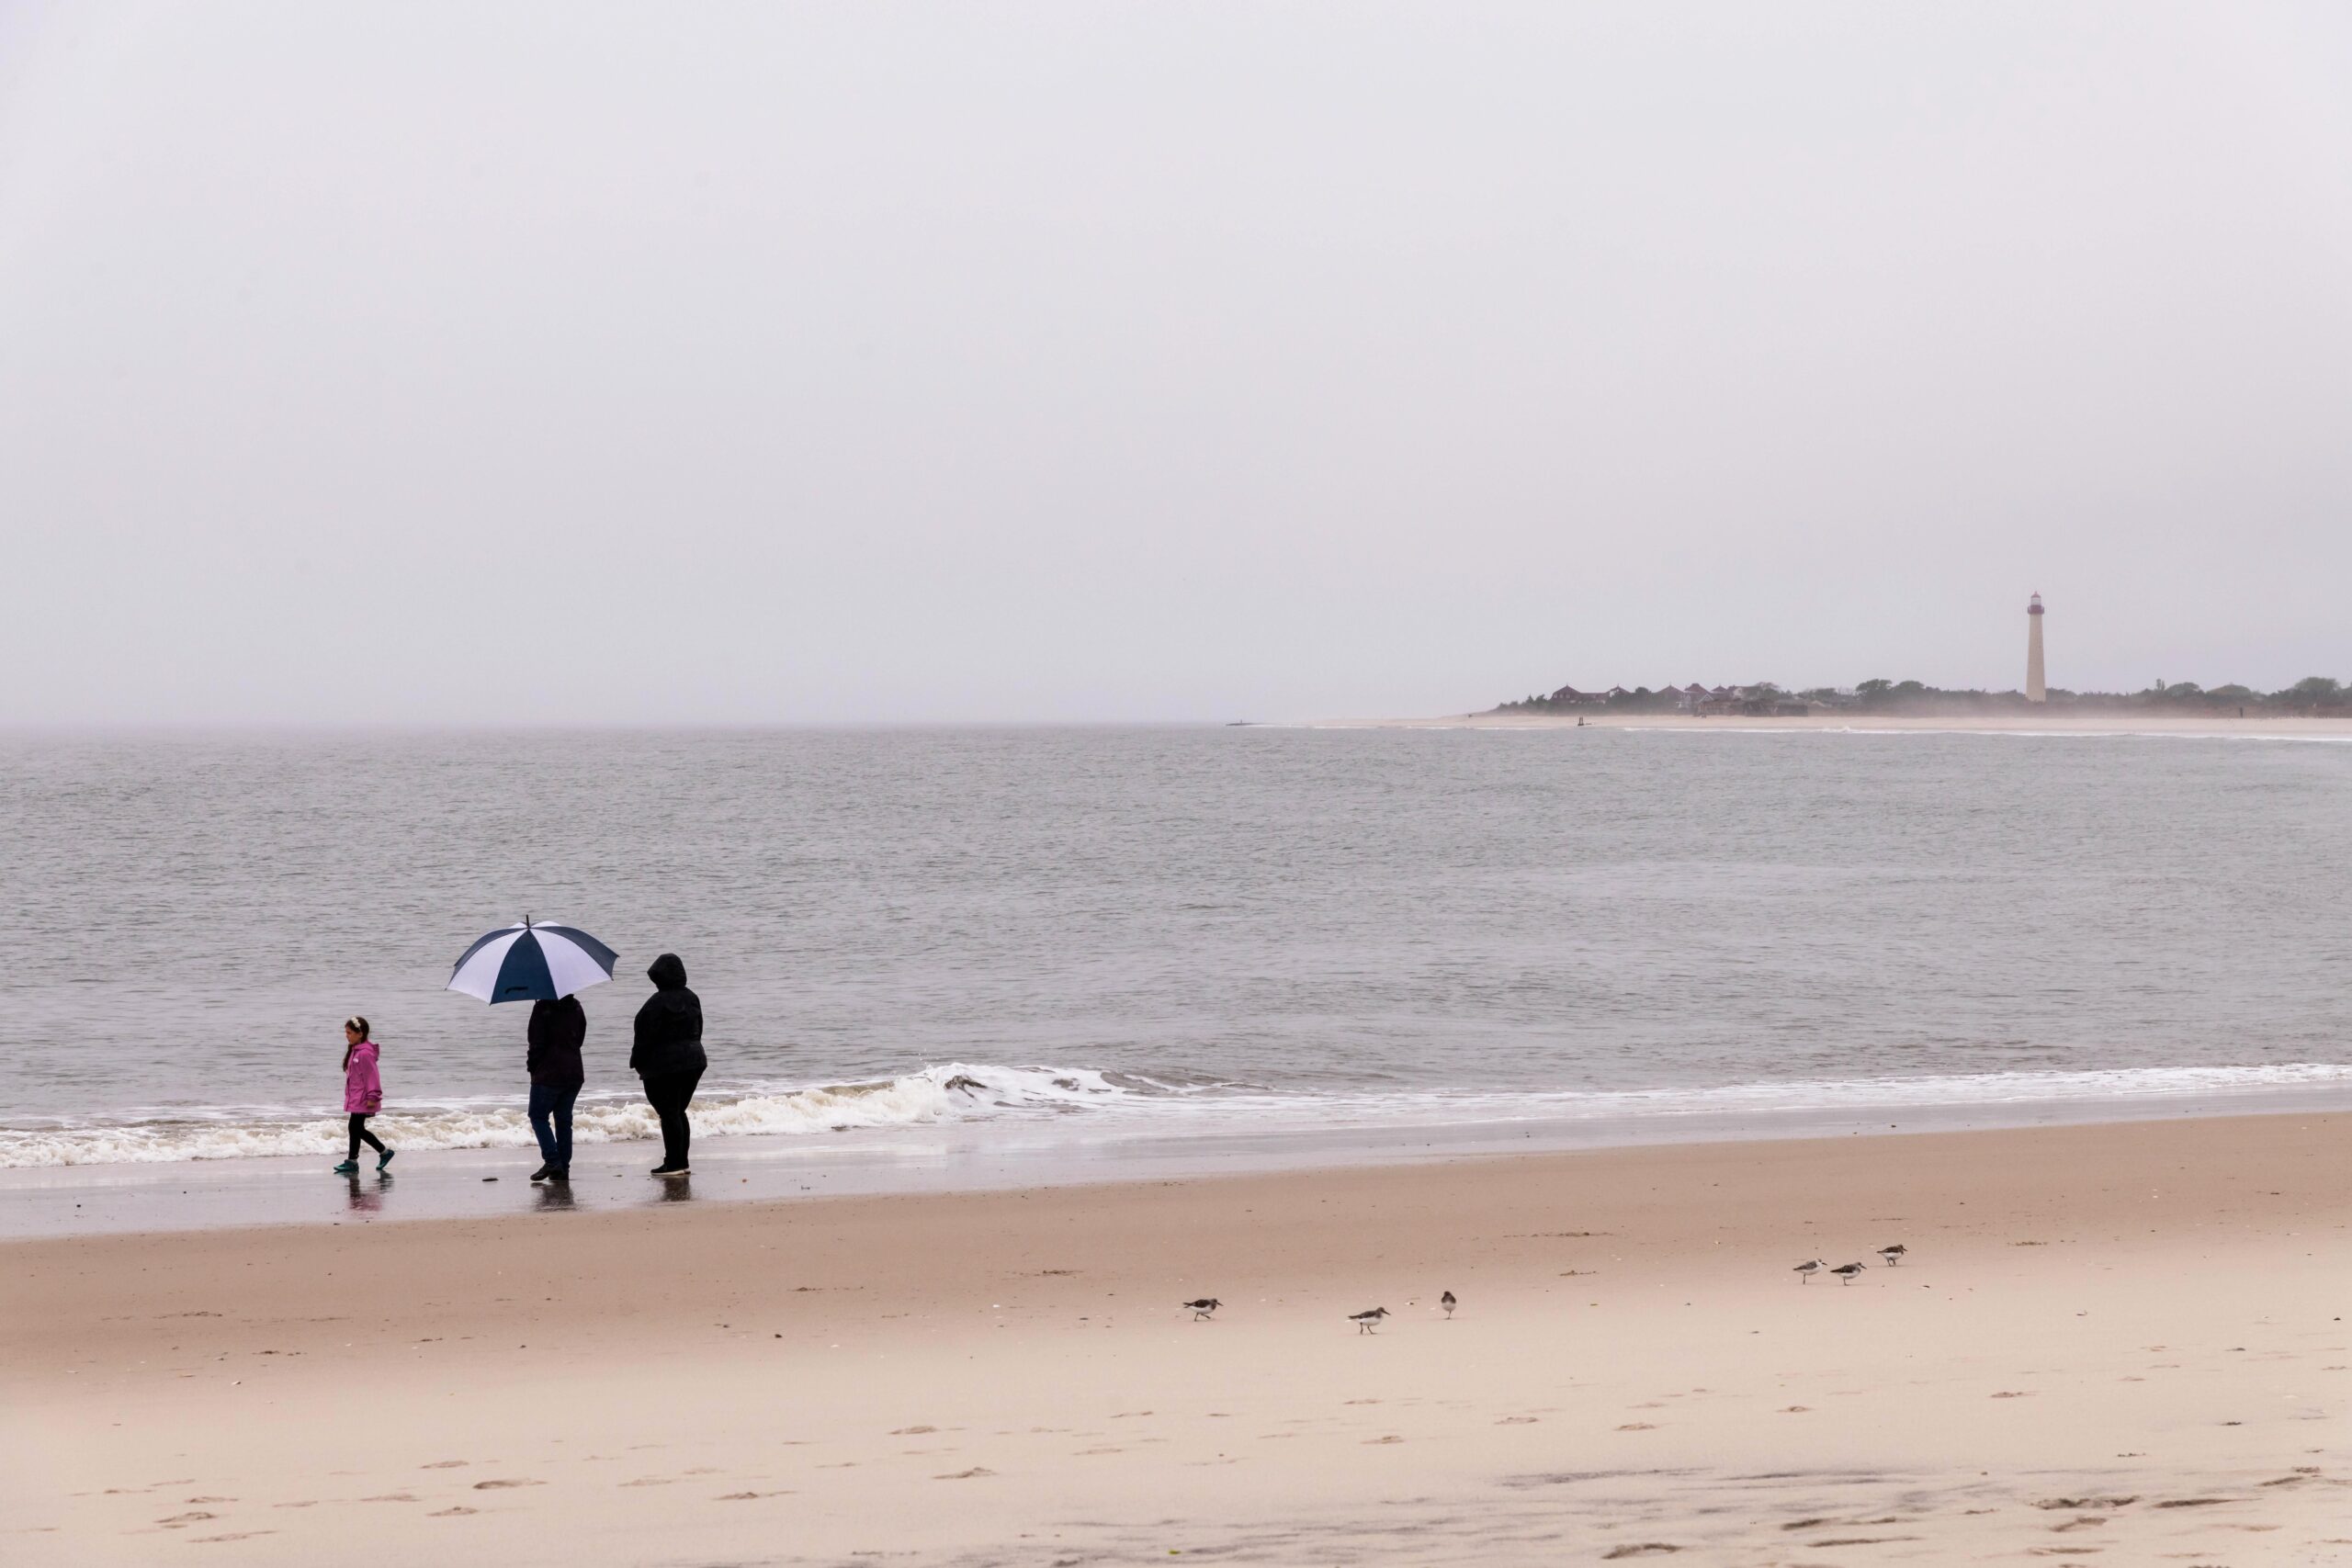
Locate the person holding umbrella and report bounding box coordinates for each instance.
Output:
[447,917,618,1181]
[631,953,706,1178]
[526,994,586,1182]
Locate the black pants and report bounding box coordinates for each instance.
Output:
[346,1114,388,1161]
[529,1082,580,1169]
[643,1066,704,1169]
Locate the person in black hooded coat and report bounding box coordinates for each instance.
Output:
[631,953,707,1176]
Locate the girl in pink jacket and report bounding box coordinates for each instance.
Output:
[334,1016,396,1174]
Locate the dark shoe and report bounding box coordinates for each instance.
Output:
[652,1164,689,1178]
[377,1148,396,1171]
[331,1160,358,1175]
[529,1164,552,1183]
[548,1167,570,1182]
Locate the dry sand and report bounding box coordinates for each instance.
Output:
[6,1114,2349,1565]
[1364,710,2352,738]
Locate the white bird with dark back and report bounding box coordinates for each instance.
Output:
[1182,1297,1220,1321]
[1877,1245,1906,1266]
[1350,1307,1390,1334]
[1793,1258,1826,1283]
[1830,1261,1867,1284]
[1440,1291,1456,1318]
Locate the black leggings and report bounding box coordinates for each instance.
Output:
[346,1114,388,1161]
[643,1066,704,1169]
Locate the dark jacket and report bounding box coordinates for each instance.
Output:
[630,953,707,1079]
[526,996,586,1089]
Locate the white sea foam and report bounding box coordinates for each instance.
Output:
[0,1063,1181,1168]
[5,1061,2350,1170]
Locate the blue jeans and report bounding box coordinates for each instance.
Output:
[528,1082,580,1169]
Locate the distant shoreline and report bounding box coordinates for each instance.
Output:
[1342,711,2352,737]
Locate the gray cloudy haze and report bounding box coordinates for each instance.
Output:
[3,2,2348,724]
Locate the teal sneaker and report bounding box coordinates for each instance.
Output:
[377,1148,397,1172]
[332,1160,358,1175]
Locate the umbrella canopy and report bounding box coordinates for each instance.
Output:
[447,919,618,1004]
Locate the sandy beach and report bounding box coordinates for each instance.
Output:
[1367,711,2352,739]
[6,1113,2347,1565]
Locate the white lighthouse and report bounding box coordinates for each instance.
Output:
[2025,592,2046,703]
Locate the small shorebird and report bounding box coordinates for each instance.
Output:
[1830,1261,1867,1285]
[1440,1291,1457,1319]
[1350,1307,1390,1334]
[1182,1297,1221,1321]
[1793,1258,1827,1284]
[1877,1245,1907,1267]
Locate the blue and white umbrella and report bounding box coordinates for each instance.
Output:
[447,918,618,1004]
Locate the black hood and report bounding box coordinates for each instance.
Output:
[648,953,688,990]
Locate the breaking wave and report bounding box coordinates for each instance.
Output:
[5,1060,2350,1169]
[0,1063,1202,1168]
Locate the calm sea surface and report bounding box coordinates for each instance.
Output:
[3,726,2348,1166]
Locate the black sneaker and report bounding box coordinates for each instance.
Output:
[548,1167,570,1182]
[652,1164,689,1178]
[529,1165,552,1182]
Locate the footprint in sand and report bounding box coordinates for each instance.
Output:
[619,1478,678,1487]
[1496,1416,1539,1426]
[470,1479,545,1491]
[890,1426,938,1436]
[155,1512,217,1527]
[427,1507,478,1517]
[715,1491,792,1500]
[1364,1436,1403,1445]
[1600,1545,1681,1560]
[1615,1423,1657,1431]
[184,1496,234,1505]
[191,1531,274,1544]
[2260,1468,2323,1487]
[933,1468,994,1480]
[359,1493,419,1503]
[420,1461,469,1470]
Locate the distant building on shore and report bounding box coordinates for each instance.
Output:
[2026,592,2047,703]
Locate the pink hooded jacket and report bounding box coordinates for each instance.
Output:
[344,1040,383,1115]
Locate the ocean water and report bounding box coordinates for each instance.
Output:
[3,725,2349,1168]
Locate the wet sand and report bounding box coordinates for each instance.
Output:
[6,1113,2350,1564]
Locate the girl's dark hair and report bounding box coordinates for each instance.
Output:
[343,1016,370,1073]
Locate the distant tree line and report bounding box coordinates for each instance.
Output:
[1490,677,2352,716]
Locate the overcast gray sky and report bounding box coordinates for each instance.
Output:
[3,3,2347,723]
